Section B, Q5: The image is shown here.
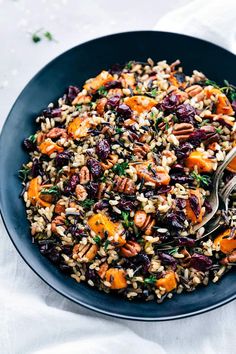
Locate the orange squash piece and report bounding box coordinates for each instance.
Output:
[124,96,157,114]
[168,73,180,87]
[156,271,177,292]
[88,213,126,246]
[185,151,214,173]
[27,177,51,208]
[67,117,91,139]
[226,141,236,173]
[135,161,170,186]
[205,88,234,116]
[39,139,63,156]
[185,189,204,224]
[83,70,114,93]
[72,94,92,105]
[105,268,127,289]
[214,229,236,254]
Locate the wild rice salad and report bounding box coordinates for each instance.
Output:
[20,59,236,302]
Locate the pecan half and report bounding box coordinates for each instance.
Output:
[113,175,136,194]
[51,215,66,235]
[96,97,107,116]
[220,250,236,265]
[134,210,155,235]
[72,243,98,262]
[134,143,150,159]
[97,262,109,279]
[173,122,194,141]
[185,85,203,97]
[101,154,118,170]
[46,127,67,139]
[79,166,91,184]
[120,241,141,257]
[75,184,88,201]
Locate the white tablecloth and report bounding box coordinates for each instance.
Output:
[0,1,235,353]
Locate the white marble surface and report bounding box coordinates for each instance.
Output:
[0,1,236,354]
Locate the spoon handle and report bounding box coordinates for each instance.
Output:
[213,146,236,193]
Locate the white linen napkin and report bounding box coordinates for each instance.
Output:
[1,1,236,354]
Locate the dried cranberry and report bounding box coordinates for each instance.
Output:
[189,195,200,218]
[55,151,71,168]
[86,182,99,198]
[118,199,135,211]
[175,142,193,160]
[109,63,124,75]
[43,108,61,118]
[203,199,212,214]
[132,253,151,274]
[23,137,36,152]
[177,237,195,247]
[161,93,179,111]
[166,211,185,232]
[104,80,122,89]
[176,198,186,209]
[31,158,43,177]
[171,164,185,173]
[170,175,194,184]
[107,95,121,108]
[64,174,80,194]
[93,199,110,212]
[66,85,80,104]
[87,158,102,178]
[189,253,212,271]
[158,252,177,269]
[176,103,196,124]
[116,104,132,118]
[155,185,172,195]
[96,139,111,160]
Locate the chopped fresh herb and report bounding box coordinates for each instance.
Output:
[18,165,30,182]
[205,79,219,88]
[31,29,56,43]
[136,86,142,94]
[93,235,101,245]
[104,239,110,250]
[40,186,60,196]
[215,127,223,134]
[164,118,170,130]
[32,32,41,43]
[97,86,108,96]
[150,111,156,119]
[167,247,179,255]
[113,161,129,176]
[28,134,36,143]
[44,31,54,41]
[200,119,210,126]
[147,163,152,171]
[100,175,107,182]
[125,61,133,70]
[172,114,178,123]
[191,171,211,187]
[150,88,158,97]
[76,104,83,111]
[80,199,95,208]
[154,117,163,132]
[144,275,157,284]
[121,211,133,228]
[115,127,123,134]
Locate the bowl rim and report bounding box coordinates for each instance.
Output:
[0,30,235,321]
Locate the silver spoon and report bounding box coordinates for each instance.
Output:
[197,175,236,239]
[192,146,236,233]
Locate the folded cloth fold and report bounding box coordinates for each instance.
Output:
[153,0,236,54]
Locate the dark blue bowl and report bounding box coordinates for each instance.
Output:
[0,31,235,320]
